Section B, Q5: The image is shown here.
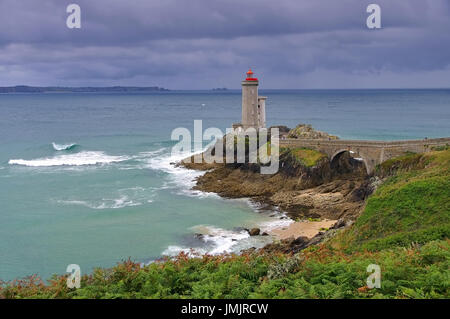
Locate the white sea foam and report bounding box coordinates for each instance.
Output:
[162,245,208,257]
[55,186,157,210]
[258,215,294,232]
[136,148,167,158]
[8,151,129,167]
[57,195,142,210]
[162,224,274,257]
[236,199,294,232]
[117,148,169,171]
[196,225,251,254]
[52,142,78,151]
[140,147,293,258]
[162,225,249,257]
[142,148,218,198]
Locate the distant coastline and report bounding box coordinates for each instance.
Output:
[0,85,169,93]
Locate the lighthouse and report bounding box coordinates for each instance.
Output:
[236,69,266,131]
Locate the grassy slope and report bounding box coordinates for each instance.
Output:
[1,149,449,299]
[291,147,327,167]
[334,149,450,252]
[280,147,327,167]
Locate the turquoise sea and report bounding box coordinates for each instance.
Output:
[1,89,449,281]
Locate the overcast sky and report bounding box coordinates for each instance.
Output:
[0,0,449,89]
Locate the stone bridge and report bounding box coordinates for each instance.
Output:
[279,137,450,174]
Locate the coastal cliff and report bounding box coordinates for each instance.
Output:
[182,125,370,229]
[184,148,370,222]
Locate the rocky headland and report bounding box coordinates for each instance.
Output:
[181,124,379,253]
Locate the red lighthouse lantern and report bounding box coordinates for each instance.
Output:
[245,69,258,81]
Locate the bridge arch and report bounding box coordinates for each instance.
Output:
[330,149,370,175]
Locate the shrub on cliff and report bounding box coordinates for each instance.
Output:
[1,240,448,299]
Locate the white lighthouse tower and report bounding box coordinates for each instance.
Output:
[236,69,266,131]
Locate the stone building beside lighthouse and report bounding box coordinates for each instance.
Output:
[233,69,267,131]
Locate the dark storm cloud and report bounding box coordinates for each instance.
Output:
[0,0,449,88]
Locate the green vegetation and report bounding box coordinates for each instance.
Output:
[283,147,327,167]
[336,148,450,252]
[1,149,449,299]
[230,137,325,167]
[1,241,448,299]
[375,152,425,176]
[432,145,449,151]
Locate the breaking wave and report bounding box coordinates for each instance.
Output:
[141,148,217,198]
[52,142,78,151]
[8,151,129,167]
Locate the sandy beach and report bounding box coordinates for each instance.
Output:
[270,219,337,240]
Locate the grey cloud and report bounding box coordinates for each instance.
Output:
[0,0,449,88]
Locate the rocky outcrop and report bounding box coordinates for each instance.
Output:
[186,147,369,222]
[287,124,339,140]
[180,124,375,253]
